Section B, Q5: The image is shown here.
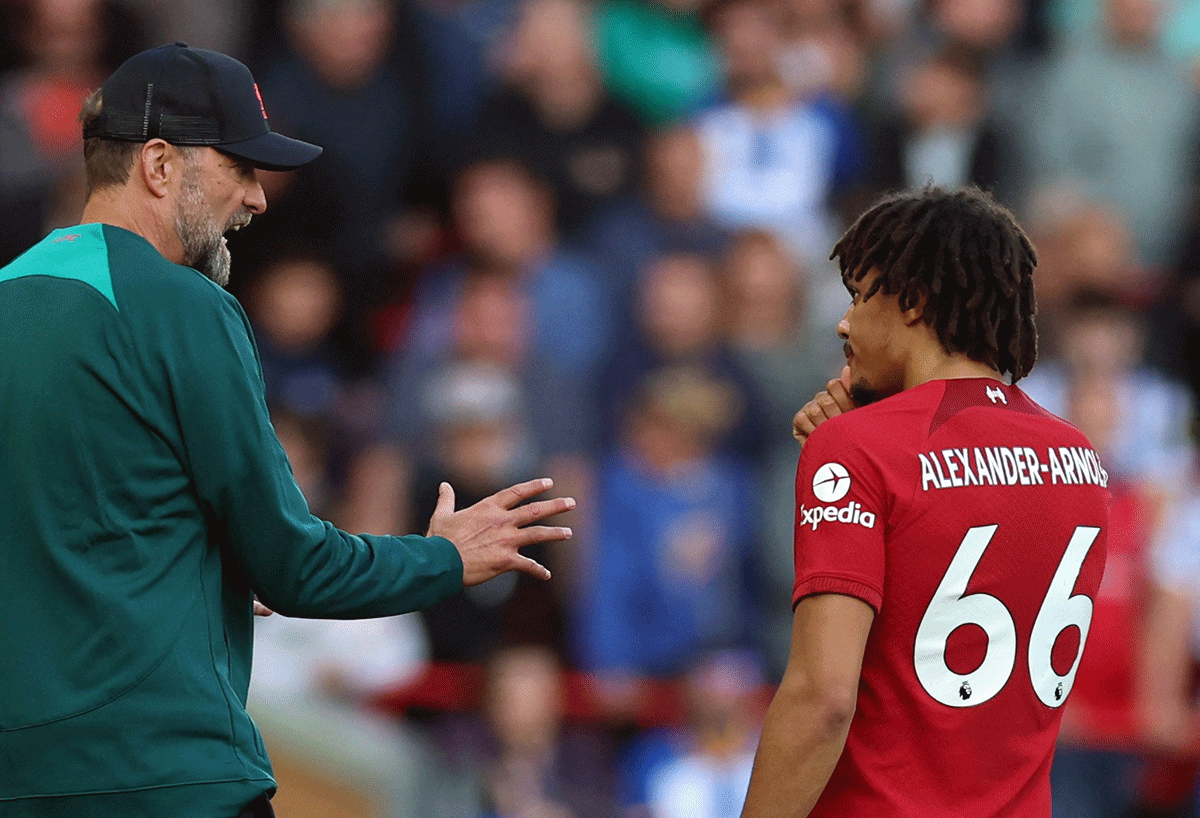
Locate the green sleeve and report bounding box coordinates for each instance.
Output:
[163,284,462,618]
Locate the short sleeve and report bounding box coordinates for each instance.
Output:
[793,420,890,613]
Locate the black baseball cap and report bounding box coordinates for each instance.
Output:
[83,43,322,171]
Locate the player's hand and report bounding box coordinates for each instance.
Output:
[253,599,274,616]
[793,365,856,448]
[426,478,574,586]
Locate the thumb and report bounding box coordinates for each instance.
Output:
[427,482,456,536]
[840,364,852,391]
[434,481,456,519]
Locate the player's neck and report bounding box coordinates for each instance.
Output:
[905,347,1003,390]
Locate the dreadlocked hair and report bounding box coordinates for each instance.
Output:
[831,186,1039,382]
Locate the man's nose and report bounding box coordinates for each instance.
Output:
[244,180,267,215]
[837,316,850,340]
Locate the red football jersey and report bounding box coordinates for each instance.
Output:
[793,378,1109,818]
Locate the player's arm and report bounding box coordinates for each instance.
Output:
[741,592,874,818]
[793,366,855,448]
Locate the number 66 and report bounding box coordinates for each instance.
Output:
[913,525,1100,708]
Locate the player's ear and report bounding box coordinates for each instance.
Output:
[901,286,927,327]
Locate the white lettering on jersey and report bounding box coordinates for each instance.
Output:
[798,501,876,531]
[920,453,942,490]
[919,446,1107,490]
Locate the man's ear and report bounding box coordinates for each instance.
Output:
[138,139,177,199]
[902,287,927,327]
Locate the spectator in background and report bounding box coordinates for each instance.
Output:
[598,251,772,467]
[1020,185,1147,345]
[1020,290,1195,491]
[422,644,617,818]
[865,0,1035,133]
[1138,469,1200,816]
[481,645,616,818]
[1152,196,1200,407]
[251,407,435,817]
[721,230,830,415]
[406,0,516,173]
[250,251,346,423]
[620,650,766,818]
[1029,0,1199,270]
[594,0,721,125]
[0,0,147,264]
[246,0,435,355]
[583,124,732,328]
[393,157,611,439]
[131,0,248,56]
[578,367,759,716]
[389,266,587,475]
[775,0,869,104]
[349,158,604,589]
[1047,0,1200,73]
[1050,368,1158,818]
[695,0,866,269]
[870,44,1014,203]
[719,230,830,677]
[385,270,582,660]
[471,0,647,238]
[272,410,337,513]
[246,251,416,531]
[927,0,1028,58]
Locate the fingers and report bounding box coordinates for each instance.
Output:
[253,600,274,617]
[513,553,552,581]
[823,365,855,413]
[459,524,570,585]
[793,372,857,444]
[793,407,817,442]
[449,476,575,587]
[820,376,859,414]
[511,523,574,546]
[513,496,576,526]
[798,394,838,427]
[491,477,554,510]
[825,378,856,414]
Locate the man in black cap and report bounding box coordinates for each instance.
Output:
[0,44,574,818]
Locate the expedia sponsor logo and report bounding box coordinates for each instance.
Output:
[799,501,877,531]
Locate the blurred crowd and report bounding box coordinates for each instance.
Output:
[5,0,1200,815]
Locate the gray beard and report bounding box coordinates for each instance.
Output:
[176,174,232,287]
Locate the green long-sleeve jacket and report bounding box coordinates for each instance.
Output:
[0,224,463,817]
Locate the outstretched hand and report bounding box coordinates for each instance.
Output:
[793,365,857,448]
[427,477,575,586]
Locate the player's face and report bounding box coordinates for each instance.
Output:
[174,149,265,287]
[838,267,909,405]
